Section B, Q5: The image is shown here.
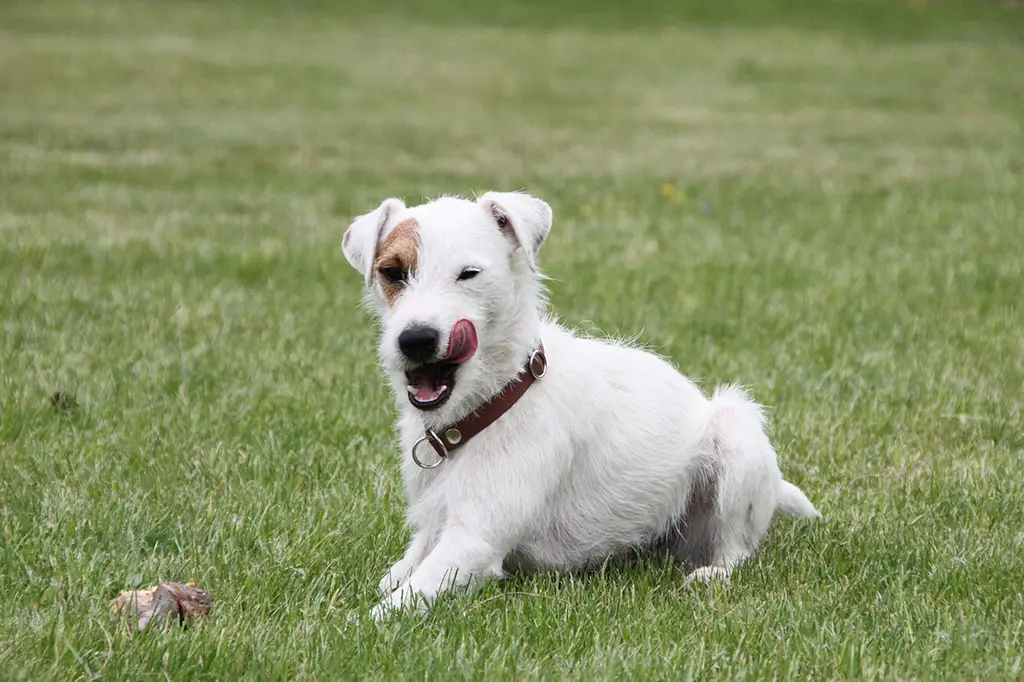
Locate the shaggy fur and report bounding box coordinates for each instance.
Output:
[341,191,820,620]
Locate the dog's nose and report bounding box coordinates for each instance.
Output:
[397,325,440,363]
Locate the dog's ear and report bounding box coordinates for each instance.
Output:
[477,191,552,271]
[342,198,406,285]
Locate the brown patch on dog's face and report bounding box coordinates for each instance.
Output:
[374,218,420,307]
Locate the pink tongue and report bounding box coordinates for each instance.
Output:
[445,319,478,363]
[414,386,445,402]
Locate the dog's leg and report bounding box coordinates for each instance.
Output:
[682,386,780,586]
[378,527,435,596]
[371,522,505,620]
[372,430,569,621]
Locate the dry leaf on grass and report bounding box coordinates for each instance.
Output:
[110,581,213,631]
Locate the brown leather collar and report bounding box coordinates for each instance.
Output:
[410,343,547,469]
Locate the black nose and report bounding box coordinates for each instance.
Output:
[397,325,440,363]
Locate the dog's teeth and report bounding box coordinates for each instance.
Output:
[438,385,448,393]
[406,385,417,396]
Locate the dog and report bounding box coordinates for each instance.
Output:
[341,191,820,620]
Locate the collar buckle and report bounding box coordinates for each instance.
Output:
[528,348,547,379]
[411,430,447,469]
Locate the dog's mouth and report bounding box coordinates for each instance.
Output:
[404,319,477,410]
[405,362,459,409]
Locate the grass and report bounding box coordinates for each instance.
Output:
[1,0,1023,678]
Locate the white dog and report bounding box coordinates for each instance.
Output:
[341,191,819,620]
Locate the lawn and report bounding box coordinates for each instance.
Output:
[1,0,1023,679]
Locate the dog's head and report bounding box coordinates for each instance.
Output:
[342,192,552,420]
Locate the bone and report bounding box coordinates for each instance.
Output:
[110,581,213,631]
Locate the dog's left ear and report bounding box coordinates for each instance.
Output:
[342,198,406,286]
[477,191,552,271]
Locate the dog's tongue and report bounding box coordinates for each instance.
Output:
[411,382,446,403]
[445,319,478,364]
[407,363,447,402]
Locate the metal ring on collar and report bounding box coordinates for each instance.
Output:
[528,349,548,379]
[411,430,447,469]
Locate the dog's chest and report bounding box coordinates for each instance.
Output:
[399,448,442,496]
[399,454,462,530]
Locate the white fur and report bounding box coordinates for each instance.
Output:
[341,192,820,620]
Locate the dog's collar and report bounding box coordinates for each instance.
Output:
[410,343,547,469]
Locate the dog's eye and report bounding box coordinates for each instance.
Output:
[378,266,407,284]
[457,268,481,282]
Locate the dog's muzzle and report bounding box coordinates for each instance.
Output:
[403,319,478,411]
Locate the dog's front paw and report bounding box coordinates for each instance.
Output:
[378,570,402,597]
[378,557,419,596]
[371,586,428,622]
[370,600,394,622]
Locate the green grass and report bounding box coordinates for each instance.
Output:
[2,0,1023,678]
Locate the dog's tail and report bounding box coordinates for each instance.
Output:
[707,385,821,520]
[776,480,820,519]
